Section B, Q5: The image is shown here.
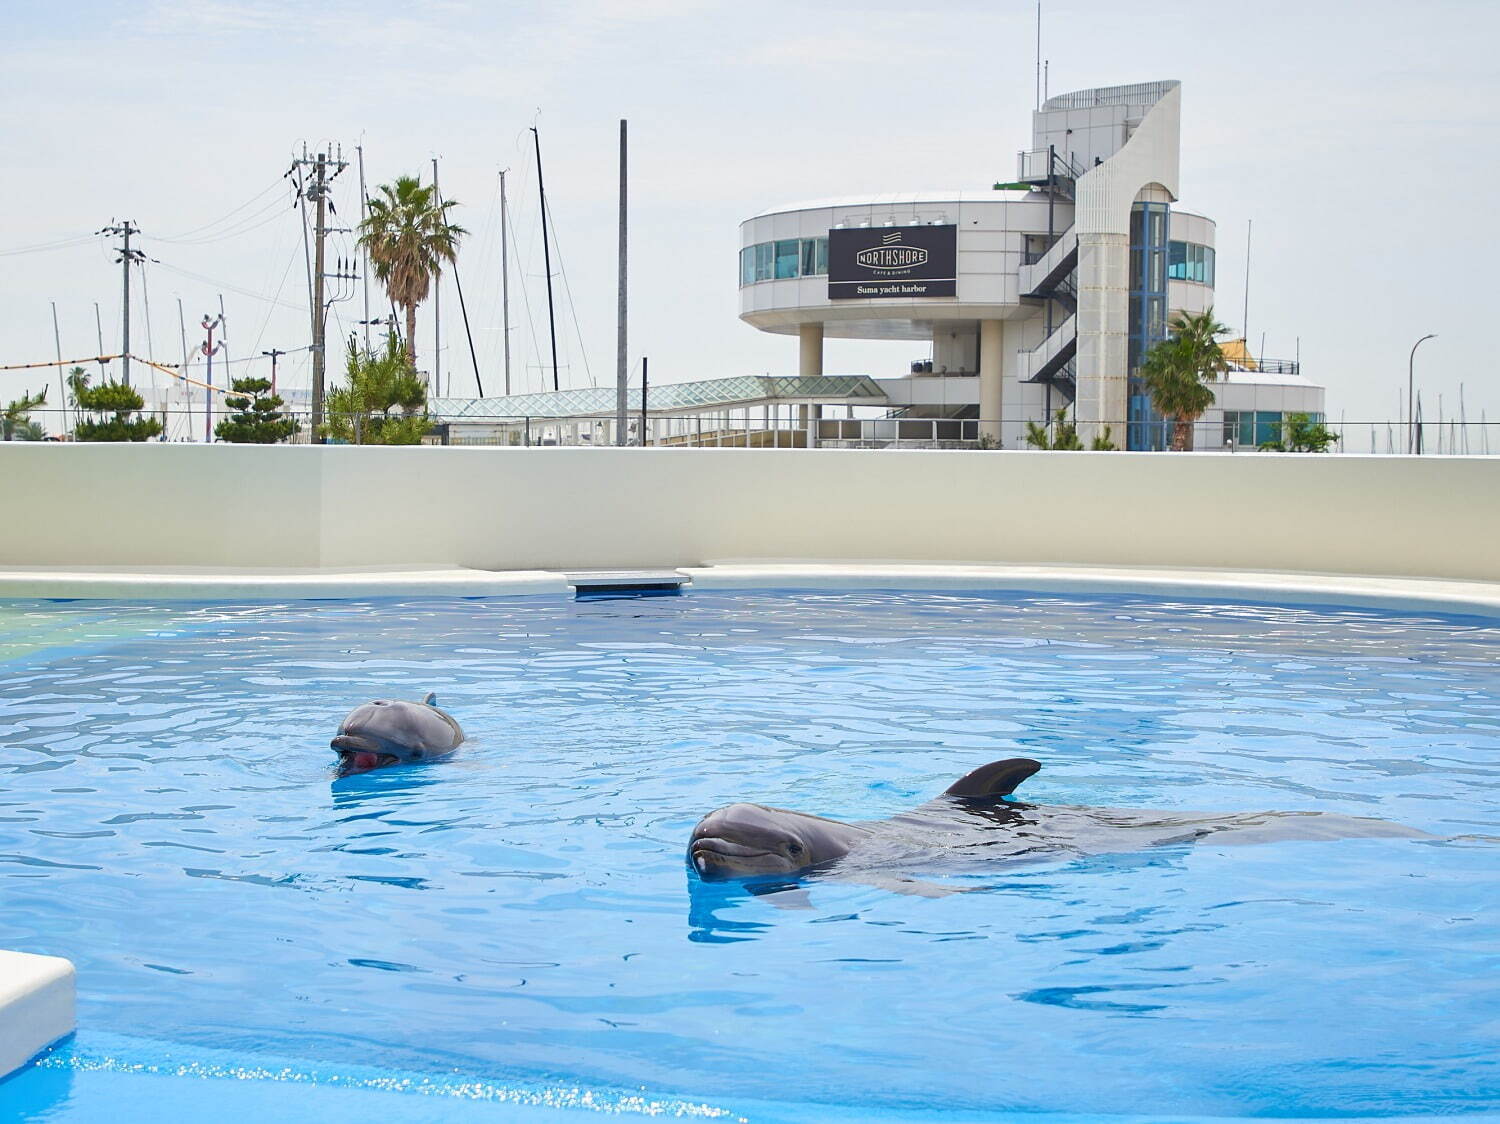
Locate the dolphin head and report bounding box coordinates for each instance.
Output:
[331,696,463,776]
[688,803,866,880]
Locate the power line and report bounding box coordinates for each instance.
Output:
[0,234,97,257]
[152,196,292,246]
[154,178,287,241]
[151,260,305,311]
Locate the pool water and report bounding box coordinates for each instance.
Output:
[1,591,1497,1121]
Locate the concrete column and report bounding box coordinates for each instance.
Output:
[798,322,824,377]
[1074,233,1130,449]
[797,404,815,449]
[979,320,1004,445]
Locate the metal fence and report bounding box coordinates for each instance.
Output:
[7,408,1498,455]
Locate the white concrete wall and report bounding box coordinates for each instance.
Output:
[2,445,1498,582]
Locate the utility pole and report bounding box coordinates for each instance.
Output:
[432,156,441,397]
[616,119,628,446]
[262,348,287,396]
[290,145,349,438]
[499,169,511,396]
[531,126,561,392]
[201,313,226,444]
[101,220,143,386]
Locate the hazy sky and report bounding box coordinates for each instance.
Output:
[3,0,1496,449]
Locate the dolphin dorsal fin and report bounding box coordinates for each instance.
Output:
[422,692,437,706]
[943,758,1041,799]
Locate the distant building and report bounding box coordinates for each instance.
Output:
[736,80,1323,450]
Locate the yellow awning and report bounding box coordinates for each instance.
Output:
[1220,338,1257,370]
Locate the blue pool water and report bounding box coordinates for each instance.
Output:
[1,590,1497,1121]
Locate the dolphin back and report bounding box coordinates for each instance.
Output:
[943,758,1041,799]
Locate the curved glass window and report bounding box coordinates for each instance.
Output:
[775,240,800,279]
[738,237,831,286]
[1167,241,1215,286]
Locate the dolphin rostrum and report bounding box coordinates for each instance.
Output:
[688,758,1430,890]
[331,692,464,775]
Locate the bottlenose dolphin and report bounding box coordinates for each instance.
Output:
[688,758,1430,890]
[331,693,464,775]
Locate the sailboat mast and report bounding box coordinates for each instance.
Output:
[432,157,441,397]
[500,168,511,396]
[531,126,561,392]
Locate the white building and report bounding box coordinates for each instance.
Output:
[737,80,1324,450]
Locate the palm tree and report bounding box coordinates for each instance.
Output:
[358,176,466,376]
[1139,309,1231,451]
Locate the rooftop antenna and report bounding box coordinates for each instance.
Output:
[1035,3,1041,110]
[1242,219,1252,346]
[1044,60,1049,101]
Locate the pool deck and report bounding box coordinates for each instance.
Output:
[0,561,1497,617]
[0,951,75,1082]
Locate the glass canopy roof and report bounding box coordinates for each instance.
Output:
[429,375,887,421]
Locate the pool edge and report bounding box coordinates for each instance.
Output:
[0,949,75,1082]
[0,561,1497,618]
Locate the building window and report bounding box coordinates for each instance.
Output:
[1128,201,1171,451]
[1166,240,1216,287]
[740,236,833,285]
[775,239,800,279]
[1223,410,1287,448]
[1254,411,1284,447]
[800,239,818,277]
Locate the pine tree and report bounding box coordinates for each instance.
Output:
[69,368,163,442]
[2,388,47,440]
[1024,408,1115,451]
[321,333,430,445]
[215,378,299,444]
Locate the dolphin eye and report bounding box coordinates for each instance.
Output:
[787,842,803,855]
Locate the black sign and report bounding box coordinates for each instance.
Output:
[828,224,957,300]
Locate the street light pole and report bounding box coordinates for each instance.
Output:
[1407,333,1436,454]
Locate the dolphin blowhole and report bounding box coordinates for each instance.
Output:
[331,692,464,776]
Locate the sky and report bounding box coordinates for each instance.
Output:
[2,0,1497,450]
